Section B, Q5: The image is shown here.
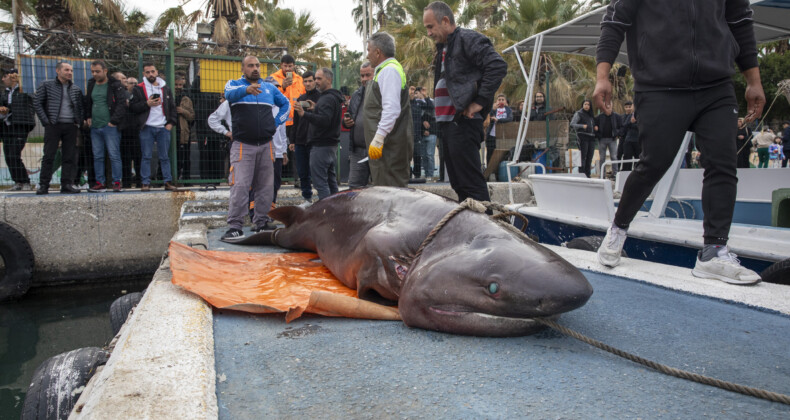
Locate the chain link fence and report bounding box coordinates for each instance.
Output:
[0,26,317,189]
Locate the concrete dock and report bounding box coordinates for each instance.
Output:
[69,187,790,419]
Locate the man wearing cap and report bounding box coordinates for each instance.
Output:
[0,68,35,191]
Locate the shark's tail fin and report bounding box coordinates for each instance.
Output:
[268,206,305,227]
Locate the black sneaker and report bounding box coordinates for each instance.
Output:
[36,184,49,195]
[60,184,81,194]
[221,228,244,240]
[251,222,277,233]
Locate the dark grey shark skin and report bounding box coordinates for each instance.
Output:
[268,187,593,337]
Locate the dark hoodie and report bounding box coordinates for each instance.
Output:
[301,88,344,147]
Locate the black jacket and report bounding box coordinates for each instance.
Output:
[2,85,36,132]
[84,76,127,127]
[34,78,84,126]
[570,109,596,140]
[129,80,177,128]
[345,84,366,151]
[292,88,322,145]
[432,27,507,118]
[597,0,758,91]
[302,88,344,147]
[595,112,621,139]
[529,103,553,121]
[620,113,639,142]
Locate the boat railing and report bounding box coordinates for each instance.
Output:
[599,159,640,179]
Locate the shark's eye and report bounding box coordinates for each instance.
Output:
[488,282,499,294]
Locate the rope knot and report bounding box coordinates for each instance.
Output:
[460,198,488,214]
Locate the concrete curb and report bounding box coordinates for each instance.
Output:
[546,244,790,316]
[70,224,218,419]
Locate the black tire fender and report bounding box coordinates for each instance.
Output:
[0,221,34,301]
[21,347,109,420]
[109,292,144,335]
[760,258,790,285]
[566,235,628,257]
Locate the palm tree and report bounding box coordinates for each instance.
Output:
[203,0,247,46]
[258,8,329,66]
[34,0,125,31]
[154,6,203,38]
[351,0,406,38]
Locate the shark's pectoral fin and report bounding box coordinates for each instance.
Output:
[356,256,399,306]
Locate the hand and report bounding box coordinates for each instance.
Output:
[305,100,315,110]
[246,83,262,96]
[85,118,92,127]
[176,106,184,114]
[288,144,295,151]
[631,116,636,124]
[282,78,293,89]
[423,121,430,129]
[165,124,173,131]
[294,100,305,117]
[594,126,599,131]
[0,107,8,114]
[743,67,766,125]
[463,102,483,119]
[738,135,745,140]
[369,134,385,160]
[343,116,355,127]
[225,132,232,139]
[423,131,430,136]
[593,62,613,112]
[283,153,289,165]
[582,124,587,130]
[147,97,161,107]
[108,123,115,128]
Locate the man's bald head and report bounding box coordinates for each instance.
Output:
[242,55,261,82]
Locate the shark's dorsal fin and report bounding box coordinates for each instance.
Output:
[269,206,305,227]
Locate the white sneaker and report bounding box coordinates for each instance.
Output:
[597,225,627,267]
[297,200,312,209]
[692,247,761,285]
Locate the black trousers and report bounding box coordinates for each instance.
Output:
[40,123,78,186]
[2,126,30,184]
[485,133,497,167]
[440,118,490,202]
[735,136,751,169]
[273,157,283,203]
[177,140,191,180]
[615,83,738,245]
[578,136,596,178]
[198,133,225,181]
[621,140,641,172]
[121,128,141,187]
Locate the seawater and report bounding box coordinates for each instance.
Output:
[0,278,150,420]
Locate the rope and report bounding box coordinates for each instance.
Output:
[412,199,530,263]
[535,318,790,406]
[736,92,782,155]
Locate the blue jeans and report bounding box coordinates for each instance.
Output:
[91,125,122,184]
[140,125,173,184]
[294,143,312,200]
[422,134,437,177]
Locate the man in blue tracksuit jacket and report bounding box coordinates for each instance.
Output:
[221,56,290,241]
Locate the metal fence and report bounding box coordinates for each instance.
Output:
[0,27,316,189]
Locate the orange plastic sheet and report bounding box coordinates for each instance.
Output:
[169,241,401,322]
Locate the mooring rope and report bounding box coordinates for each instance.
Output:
[411,198,530,263]
[418,199,790,406]
[536,319,790,405]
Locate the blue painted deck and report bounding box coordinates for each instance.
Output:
[208,228,790,419]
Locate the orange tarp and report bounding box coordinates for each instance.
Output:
[169,241,401,322]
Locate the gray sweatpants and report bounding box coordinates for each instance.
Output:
[227,140,274,230]
[348,147,370,189]
[310,145,339,200]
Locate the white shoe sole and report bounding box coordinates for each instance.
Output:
[691,268,761,285]
[597,252,620,268]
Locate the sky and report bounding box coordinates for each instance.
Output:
[132,0,367,53]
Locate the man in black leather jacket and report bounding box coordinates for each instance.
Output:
[424,1,507,202]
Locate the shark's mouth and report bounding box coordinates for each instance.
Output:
[429,306,540,323]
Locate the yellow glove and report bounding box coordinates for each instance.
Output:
[368,134,385,160]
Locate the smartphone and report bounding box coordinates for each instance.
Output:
[299,101,311,108]
[286,71,293,79]
[344,112,351,119]
[150,93,160,100]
